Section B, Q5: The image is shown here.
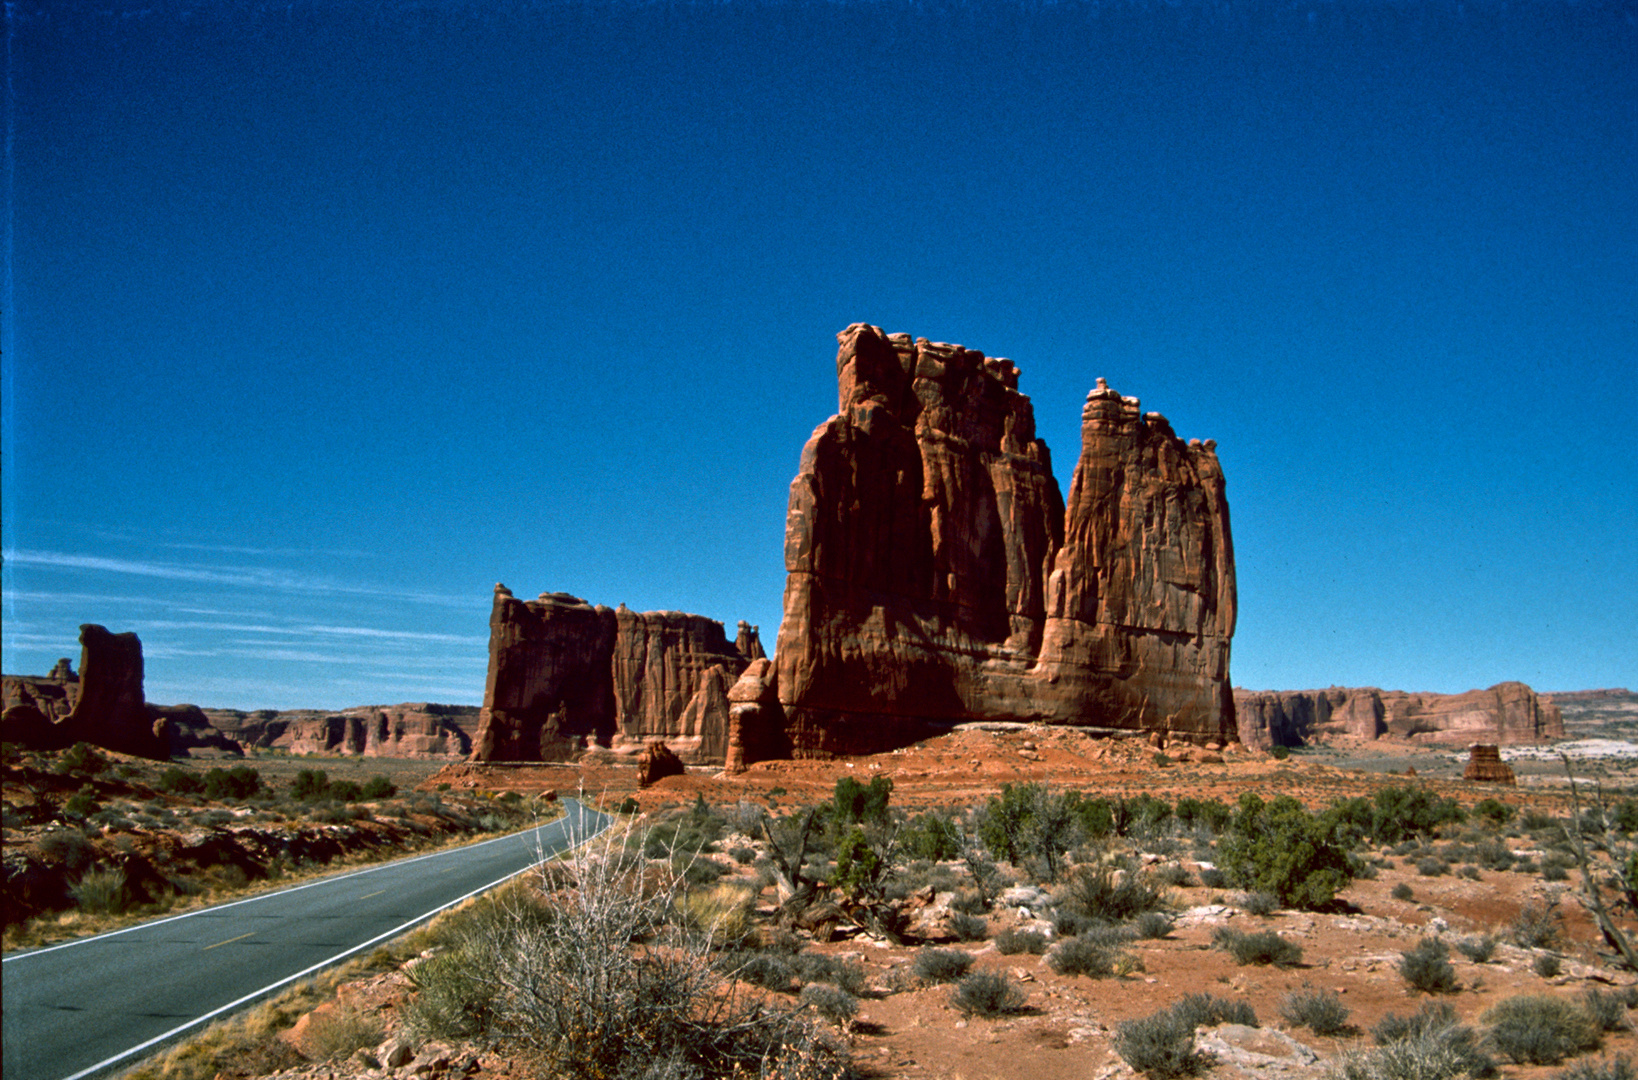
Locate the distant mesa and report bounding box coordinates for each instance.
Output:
[1234,683,1564,750]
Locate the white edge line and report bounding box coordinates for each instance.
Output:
[54,803,610,1080]
[3,803,592,964]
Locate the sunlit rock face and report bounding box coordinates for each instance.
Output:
[771,324,1237,757]
[1234,682,1564,750]
[472,586,761,763]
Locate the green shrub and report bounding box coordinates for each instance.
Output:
[1154,864,1194,888]
[723,951,795,992]
[57,742,108,775]
[799,983,858,1027]
[1271,746,1291,761]
[1417,858,1450,877]
[158,766,205,795]
[290,769,330,801]
[1175,798,1233,835]
[203,764,261,801]
[1455,935,1496,964]
[911,947,974,984]
[1484,994,1602,1065]
[1401,937,1458,994]
[1472,799,1516,826]
[360,776,396,800]
[1114,1006,1212,1078]
[1366,786,1466,845]
[1392,882,1416,902]
[38,827,94,869]
[63,786,101,819]
[900,812,962,862]
[614,796,640,814]
[1211,927,1303,968]
[1171,993,1258,1029]
[951,971,1026,1018]
[1535,953,1564,978]
[1047,935,1124,978]
[328,780,363,803]
[1581,989,1631,1034]
[1199,867,1228,889]
[1241,890,1280,916]
[830,775,892,825]
[1218,794,1353,909]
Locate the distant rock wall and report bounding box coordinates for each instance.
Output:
[471,585,760,763]
[204,703,479,758]
[1,627,168,759]
[1234,682,1564,750]
[769,324,1236,758]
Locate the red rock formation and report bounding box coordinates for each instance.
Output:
[636,739,685,787]
[63,625,168,759]
[772,324,1235,757]
[726,658,782,773]
[471,585,757,763]
[1464,744,1516,785]
[1233,683,1563,750]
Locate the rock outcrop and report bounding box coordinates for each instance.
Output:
[204,704,478,758]
[1463,744,1516,785]
[3,659,80,750]
[1234,682,1564,750]
[472,585,760,763]
[768,324,1236,758]
[636,740,685,787]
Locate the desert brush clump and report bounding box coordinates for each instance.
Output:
[1512,897,1567,949]
[1362,1001,1496,1080]
[1279,987,1353,1035]
[1400,937,1459,994]
[951,970,1027,1018]
[1455,935,1496,964]
[1047,933,1133,978]
[1170,993,1258,1029]
[1114,999,1224,1078]
[1212,926,1304,968]
[799,983,858,1029]
[1484,994,1603,1066]
[994,926,1048,955]
[1217,794,1354,910]
[1054,862,1169,922]
[911,947,974,984]
[947,910,989,941]
[1553,1057,1638,1080]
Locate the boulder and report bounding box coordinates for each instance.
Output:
[636,740,685,787]
[773,325,1236,756]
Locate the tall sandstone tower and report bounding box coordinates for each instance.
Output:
[770,324,1235,757]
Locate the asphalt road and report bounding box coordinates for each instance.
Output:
[2,799,610,1080]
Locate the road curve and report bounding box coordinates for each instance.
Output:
[2,799,611,1080]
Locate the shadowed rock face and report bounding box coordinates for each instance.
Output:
[472,586,760,763]
[67,625,169,759]
[1235,682,1564,749]
[770,324,1236,757]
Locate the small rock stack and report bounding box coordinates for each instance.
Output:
[1463,744,1516,785]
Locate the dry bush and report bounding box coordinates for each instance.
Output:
[1400,937,1459,994]
[1212,926,1303,968]
[911,947,974,984]
[304,1006,384,1061]
[1484,994,1602,1066]
[1280,987,1353,1035]
[951,971,1026,1018]
[995,927,1048,955]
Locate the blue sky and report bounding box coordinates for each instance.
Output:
[3,0,1634,711]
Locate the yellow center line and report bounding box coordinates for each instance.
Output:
[204,932,255,951]
[439,867,455,874]
[359,890,386,900]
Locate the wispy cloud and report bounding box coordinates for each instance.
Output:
[4,550,476,608]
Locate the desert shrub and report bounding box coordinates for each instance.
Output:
[328,780,363,803]
[158,766,206,795]
[1473,799,1516,826]
[403,946,503,1040]
[69,866,131,914]
[204,765,261,801]
[723,951,795,992]
[900,811,963,862]
[1218,794,1353,910]
[1199,867,1228,889]
[1367,1002,1496,1079]
[1175,797,1233,835]
[614,796,640,814]
[1535,953,1565,978]
[1051,909,1095,937]
[951,971,1026,1018]
[57,742,108,775]
[1114,1005,1212,1078]
[1392,883,1416,902]
[1457,865,1482,881]
[1171,992,1258,1028]
[911,947,974,984]
[995,927,1048,955]
[800,983,858,1027]
[679,856,727,888]
[1212,927,1303,968]
[1057,863,1168,922]
[1522,809,1559,832]
[1135,911,1176,939]
[828,826,884,899]
[1271,746,1291,761]
[948,911,988,942]
[1241,890,1280,916]
[1401,937,1458,994]
[1455,935,1496,964]
[979,783,1080,881]
[358,775,395,799]
[949,887,988,914]
[1484,994,1602,1065]
[1154,864,1194,888]
[290,769,330,801]
[1554,1058,1637,1080]
[1366,786,1467,845]
[787,953,866,996]
[1047,935,1125,978]
[1582,989,1631,1033]
[728,845,757,865]
[1417,858,1450,877]
[1471,839,1515,872]
[63,786,101,819]
[676,883,754,950]
[1280,987,1352,1035]
[1513,898,1566,949]
[304,1006,384,1061]
[830,774,893,826]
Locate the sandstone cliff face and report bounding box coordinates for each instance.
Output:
[68,625,169,759]
[1233,682,1563,750]
[770,324,1235,757]
[472,586,758,763]
[205,704,478,758]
